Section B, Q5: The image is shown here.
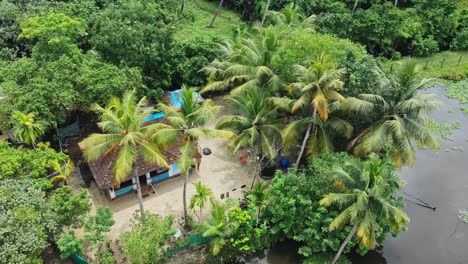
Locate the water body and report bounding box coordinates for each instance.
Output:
[246,87,468,264]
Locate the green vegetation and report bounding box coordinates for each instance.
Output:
[428,120,461,141]
[1,0,462,263]
[79,90,172,215]
[175,0,243,42]
[385,51,468,80]
[462,107,468,115]
[447,80,468,103]
[156,86,233,227]
[120,212,175,264]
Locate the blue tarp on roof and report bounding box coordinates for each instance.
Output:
[143,89,203,123]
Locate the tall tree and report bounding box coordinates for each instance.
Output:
[12,111,45,147]
[196,201,237,256]
[201,26,284,94]
[156,87,233,227]
[180,0,186,14]
[216,87,282,186]
[352,0,359,13]
[190,181,215,221]
[79,90,171,214]
[320,156,409,264]
[261,0,271,26]
[246,182,270,223]
[342,62,440,167]
[281,58,348,167]
[208,0,224,28]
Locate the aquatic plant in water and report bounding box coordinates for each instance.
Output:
[428,120,461,141]
[458,210,468,224]
[461,107,468,116]
[447,80,468,104]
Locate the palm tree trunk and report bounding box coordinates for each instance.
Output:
[346,126,371,151]
[208,0,224,28]
[261,0,271,26]
[133,167,144,215]
[332,225,358,264]
[180,0,186,14]
[394,0,398,7]
[200,207,202,222]
[295,123,312,169]
[183,170,189,228]
[352,0,359,13]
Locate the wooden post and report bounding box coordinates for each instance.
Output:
[441,57,446,69]
[458,56,463,66]
[424,60,429,70]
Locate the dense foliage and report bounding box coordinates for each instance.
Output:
[0,141,66,181]
[0,180,58,264]
[215,0,467,57]
[120,212,175,264]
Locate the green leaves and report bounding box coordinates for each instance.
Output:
[120,212,175,264]
[50,186,91,228]
[0,179,59,264]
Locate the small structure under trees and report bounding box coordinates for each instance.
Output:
[86,136,182,199]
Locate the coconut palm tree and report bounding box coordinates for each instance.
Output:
[49,158,74,184]
[155,86,233,227]
[196,201,237,256]
[190,181,214,221]
[280,58,348,167]
[320,156,410,264]
[200,26,284,95]
[280,105,353,167]
[12,111,45,147]
[216,87,282,186]
[79,90,171,215]
[261,0,271,25]
[341,62,440,167]
[208,0,224,28]
[246,182,270,223]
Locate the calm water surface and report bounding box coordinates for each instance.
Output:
[246,87,468,264]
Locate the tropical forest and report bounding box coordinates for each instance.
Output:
[0,0,467,264]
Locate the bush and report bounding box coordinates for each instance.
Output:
[269,153,366,258]
[274,29,367,82]
[120,212,175,264]
[451,29,468,51]
[412,36,439,57]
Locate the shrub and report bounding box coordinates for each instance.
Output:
[412,36,439,57]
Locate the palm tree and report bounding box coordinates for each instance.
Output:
[79,90,171,214]
[281,58,348,167]
[180,0,186,14]
[352,0,359,13]
[155,86,233,227]
[267,4,302,27]
[261,0,271,25]
[12,111,45,147]
[196,201,237,256]
[280,105,353,167]
[49,158,74,184]
[319,156,410,264]
[200,26,284,95]
[246,182,270,223]
[216,87,282,186]
[208,0,224,28]
[190,181,214,221]
[341,62,440,167]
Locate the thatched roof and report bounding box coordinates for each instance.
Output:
[87,143,181,189]
[85,118,182,190]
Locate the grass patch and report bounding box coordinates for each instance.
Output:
[175,0,244,42]
[428,120,461,141]
[384,51,468,80]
